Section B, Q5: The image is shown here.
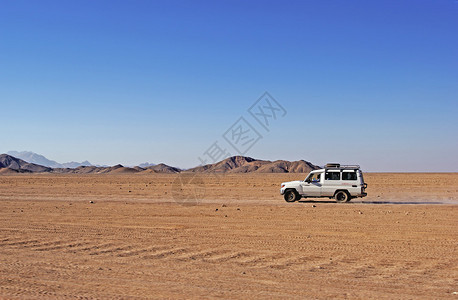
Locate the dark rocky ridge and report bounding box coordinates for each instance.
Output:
[0,154,52,173]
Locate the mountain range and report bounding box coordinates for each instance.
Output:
[187,156,318,173]
[7,151,156,169]
[0,153,319,174]
[7,151,93,168]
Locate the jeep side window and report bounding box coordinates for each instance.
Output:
[325,172,340,180]
[342,172,357,181]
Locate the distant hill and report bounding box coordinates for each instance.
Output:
[7,151,92,168]
[186,156,319,173]
[105,165,139,174]
[138,162,156,168]
[53,163,180,174]
[53,164,138,174]
[146,163,181,173]
[0,154,52,173]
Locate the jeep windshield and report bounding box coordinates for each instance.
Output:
[305,172,320,182]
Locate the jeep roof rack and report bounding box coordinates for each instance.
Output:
[325,163,340,168]
[324,163,360,170]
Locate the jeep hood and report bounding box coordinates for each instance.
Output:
[282,180,303,186]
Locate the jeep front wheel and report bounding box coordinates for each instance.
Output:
[284,190,299,202]
[334,191,350,203]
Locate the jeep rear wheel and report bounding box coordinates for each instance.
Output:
[335,191,350,203]
[284,190,299,202]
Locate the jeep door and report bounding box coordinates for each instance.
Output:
[322,171,341,197]
[342,170,359,196]
[300,172,322,196]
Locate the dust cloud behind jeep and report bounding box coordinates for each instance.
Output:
[280,163,367,203]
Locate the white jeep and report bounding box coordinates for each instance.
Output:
[280,163,367,203]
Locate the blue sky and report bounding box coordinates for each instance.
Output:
[1,0,457,171]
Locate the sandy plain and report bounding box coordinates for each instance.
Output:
[0,173,457,299]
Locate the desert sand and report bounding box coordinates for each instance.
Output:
[0,173,457,299]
